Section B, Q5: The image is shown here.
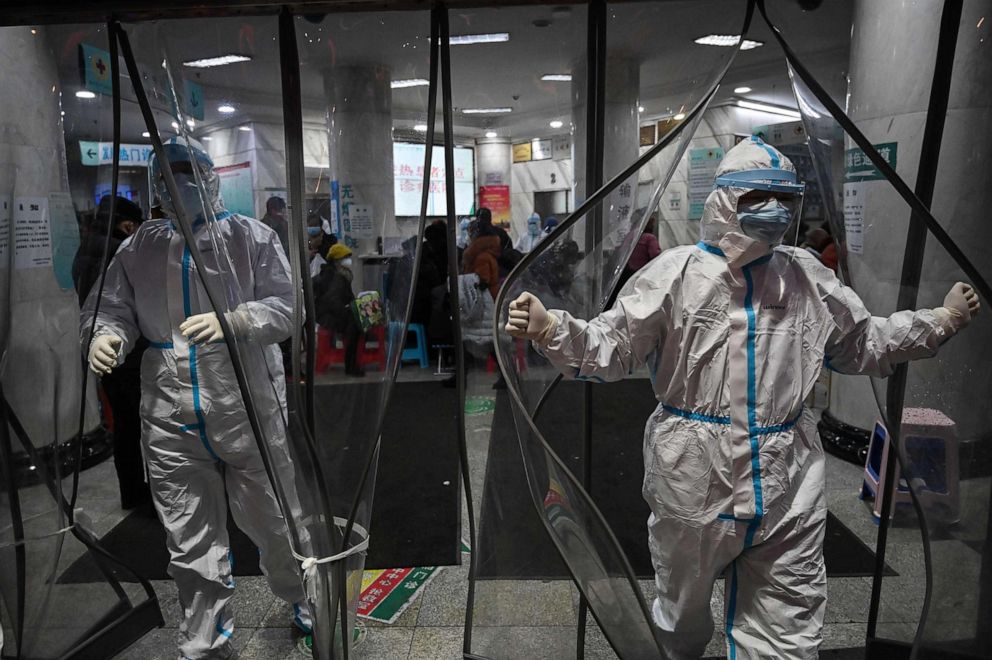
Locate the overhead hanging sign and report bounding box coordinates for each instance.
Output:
[79,141,154,167]
[184,79,205,121]
[80,43,113,96]
[687,147,724,220]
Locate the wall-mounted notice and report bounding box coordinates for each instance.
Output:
[640,124,656,147]
[215,162,254,218]
[349,204,375,238]
[842,182,865,255]
[393,143,474,216]
[478,185,510,225]
[49,192,80,290]
[687,147,724,220]
[512,142,532,163]
[13,196,51,270]
[552,135,570,161]
[0,196,11,262]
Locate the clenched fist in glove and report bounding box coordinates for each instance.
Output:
[934,282,981,338]
[504,292,559,346]
[88,334,123,374]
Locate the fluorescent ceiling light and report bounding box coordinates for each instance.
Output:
[549,120,563,129]
[182,54,252,68]
[75,90,96,99]
[141,131,150,138]
[694,34,763,50]
[736,99,801,119]
[202,136,213,141]
[414,124,428,132]
[238,125,252,132]
[541,73,572,82]
[673,112,686,121]
[217,104,236,114]
[462,107,512,114]
[485,131,498,138]
[391,78,429,89]
[449,33,509,45]
[734,86,753,94]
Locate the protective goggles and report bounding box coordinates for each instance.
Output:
[714,167,806,195]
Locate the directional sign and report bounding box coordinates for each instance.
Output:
[80,44,113,96]
[79,141,154,167]
[184,79,205,121]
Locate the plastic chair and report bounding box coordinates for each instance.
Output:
[358,325,387,369]
[401,323,429,368]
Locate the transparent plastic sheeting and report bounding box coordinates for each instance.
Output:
[787,34,992,658]
[0,24,157,658]
[121,13,428,657]
[481,1,753,656]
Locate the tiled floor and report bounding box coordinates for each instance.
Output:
[14,365,982,658]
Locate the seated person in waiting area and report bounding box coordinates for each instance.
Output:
[505,137,979,659]
[314,243,364,376]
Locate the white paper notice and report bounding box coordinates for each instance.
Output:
[14,196,51,269]
[348,204,375,238]
[842,181,865,255]
[0,196,11,262]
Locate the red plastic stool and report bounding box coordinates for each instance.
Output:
[315,327,346,372]
[357,325,387,369]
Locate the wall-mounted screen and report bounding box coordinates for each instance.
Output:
[393,143,475,216]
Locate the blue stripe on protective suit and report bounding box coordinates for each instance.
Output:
[661,403,731,425]
[182,245,221,463]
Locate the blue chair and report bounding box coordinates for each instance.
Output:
[401,323,429,368]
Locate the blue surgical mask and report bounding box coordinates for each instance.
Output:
[307,226,322,237]
[737,199,792,243]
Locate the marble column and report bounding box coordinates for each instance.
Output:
[324,64,395,292]
[474,136,513,231]
[0,26,100,448]
[828,0,992,446]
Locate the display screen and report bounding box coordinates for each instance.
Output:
[393,143,474,217]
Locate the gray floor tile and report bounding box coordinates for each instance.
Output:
[351,626,414,659]
[408,626,464,660]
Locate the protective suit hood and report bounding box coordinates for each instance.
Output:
[699,137,799,268]
[148,136,224,221]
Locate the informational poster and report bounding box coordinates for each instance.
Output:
[13,197,51,269]
[842,142,896,255]
[0,196,11,262]
[512,142,532,163]
[552,135,570,161]
[687,147,724,219]
[639,124,656,147]
[478,185,511,225]
[484,172,504,185]
[842,182,865,255]
[215,162,254,218]
[348,204,375,238]
[392,143,474,216]
[531,138,552,161]
[49,192,80,290]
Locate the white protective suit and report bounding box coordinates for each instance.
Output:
[536,137,956,658]
[81,138,308,659]
[514,213,543,254]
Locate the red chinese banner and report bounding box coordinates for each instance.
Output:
[478,185,511,225]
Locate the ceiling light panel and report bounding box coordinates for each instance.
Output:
[462,107,513,114]
[736,100,801,119]
[449,33,510,45]
[391,78,430,89]
[541,74,572,82]
[182,54,252,68]
[694,34,763,50]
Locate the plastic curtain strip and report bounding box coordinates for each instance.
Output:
[488,2,756,656]
[760,1,992,657]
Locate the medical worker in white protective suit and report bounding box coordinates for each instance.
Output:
[514,212,544,253]
[506,137,979,659]
[81,137,312,659]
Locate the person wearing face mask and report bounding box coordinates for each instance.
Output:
[80,137,312,659]
[314,243,364,377]
[514,212,544,254]
[505,136,980,659]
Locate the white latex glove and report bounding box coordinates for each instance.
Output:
[934,282,980,336]
[505,292,559,346]
[88,334,122,375]
[180,312,224,345]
